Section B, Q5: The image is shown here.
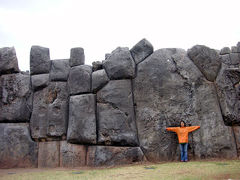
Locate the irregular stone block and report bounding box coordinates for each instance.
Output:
[92,69,109,92]
[130,38,154,64]
[233,126,240,156]
[103,47,135,80]
[30,46,50,75]
[70,47,85,67]
[47,82,68,137]
[67,94,96,144]
[229,53,240,66]
[220,47,231,55]
[97,80,138,146]
[31,74,49,91]
[237,42,240,53]
[60,141,87,167]
[30,87,49,139]
[231,46,238,53]
[0,73,32,122]
[134,48,237,161]
[50,59,70,81]
[92,61,103,71]
[216,66,240,125]
[38,141,60,168]
[0,123,38,168]
[187,45,221,81]
[68,65,92,95]
[87,146,144,166]
[0,47,19,75]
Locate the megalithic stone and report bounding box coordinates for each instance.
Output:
[70,47,85,67]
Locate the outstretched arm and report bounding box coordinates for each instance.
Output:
[166,127,178,132]
[187,126,200,133]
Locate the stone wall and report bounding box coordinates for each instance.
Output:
[0,39,239,168]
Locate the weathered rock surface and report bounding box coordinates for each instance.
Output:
[38,141,60,168]
[103,47,135,79]
[0,73,32,122]
[130,38,153,64]
[220,47,231,55]
[47,82,68,137]
[86,146,144,166]
[30,46,50,75]
[31,74,49,91]
[97,80,138,146]
[60,141,87,167]
[187,45,221,81]
[0,123,38,168]
[134,48,237,161]
[70,47,85,67]
[67,94,96,144]
[216,66,240,125]
[229,53,240,66]
[50,59,70,81]
[233,126,240,156]
[92,69,109,92]
[92,61,103,71]
[68,65,92,95]
[0,47,19,74]
[231,46,238,53]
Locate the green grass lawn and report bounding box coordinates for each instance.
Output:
[1,160,240,180]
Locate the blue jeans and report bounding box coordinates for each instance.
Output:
[179,143,188,161]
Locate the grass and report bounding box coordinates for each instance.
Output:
[0,160,240,180]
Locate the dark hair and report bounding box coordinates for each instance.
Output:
[180,120,186,127]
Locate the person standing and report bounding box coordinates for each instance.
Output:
[166,121,200,162]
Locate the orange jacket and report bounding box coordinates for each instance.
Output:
[166,126,200,143]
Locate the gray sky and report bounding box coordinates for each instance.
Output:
[1,0,240,71]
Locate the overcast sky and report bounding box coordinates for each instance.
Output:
[1,0,240,71]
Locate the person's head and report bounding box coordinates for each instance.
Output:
[180,120,186,127]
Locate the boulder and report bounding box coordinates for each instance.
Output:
[92,61,103,71]
[0,73,32,122]
[187,45,221,81]
[68,65,92,95]
[30,86,49,139]
[31,74,49,91]
[134,48,237,161]
[86,146,144,166]
[47,82,68,138]
[0,47,19,75]
[30,46,50,75]
[130,38,154,64]
[220,47,231,55]
[50,59,70,81]
[97,80,138,146]
[60,141,87,167]
[216,66,240,125]
[0,123,38,168]
[38,141,60,168]
[70,47,85,67]
[103,47,135,79]
[67,94,96,144]
[92,69,109,92]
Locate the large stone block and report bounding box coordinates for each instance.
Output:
[0,47,19,75]
[134,48,237,161]
[68,65,92,95]
[31,74,49,91]
[70,47,85,67]
[216,66,240,125]
[30,46,50,75]
[92,69,109,92]
[50,59,70,81]
[187,45,221,81]
[0,123,38,168]
[233,126,240,156]
[47,82,69,137]
[0,73,32,122]
[92,61,103,71]
[220,47,231,55]
[60,141,87,167]
[67,94,96,144]
[103,47,135,80]
[97,80,138,146]
[38,141,60,168]
[130,38,154,64]
[86,146,144,166]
